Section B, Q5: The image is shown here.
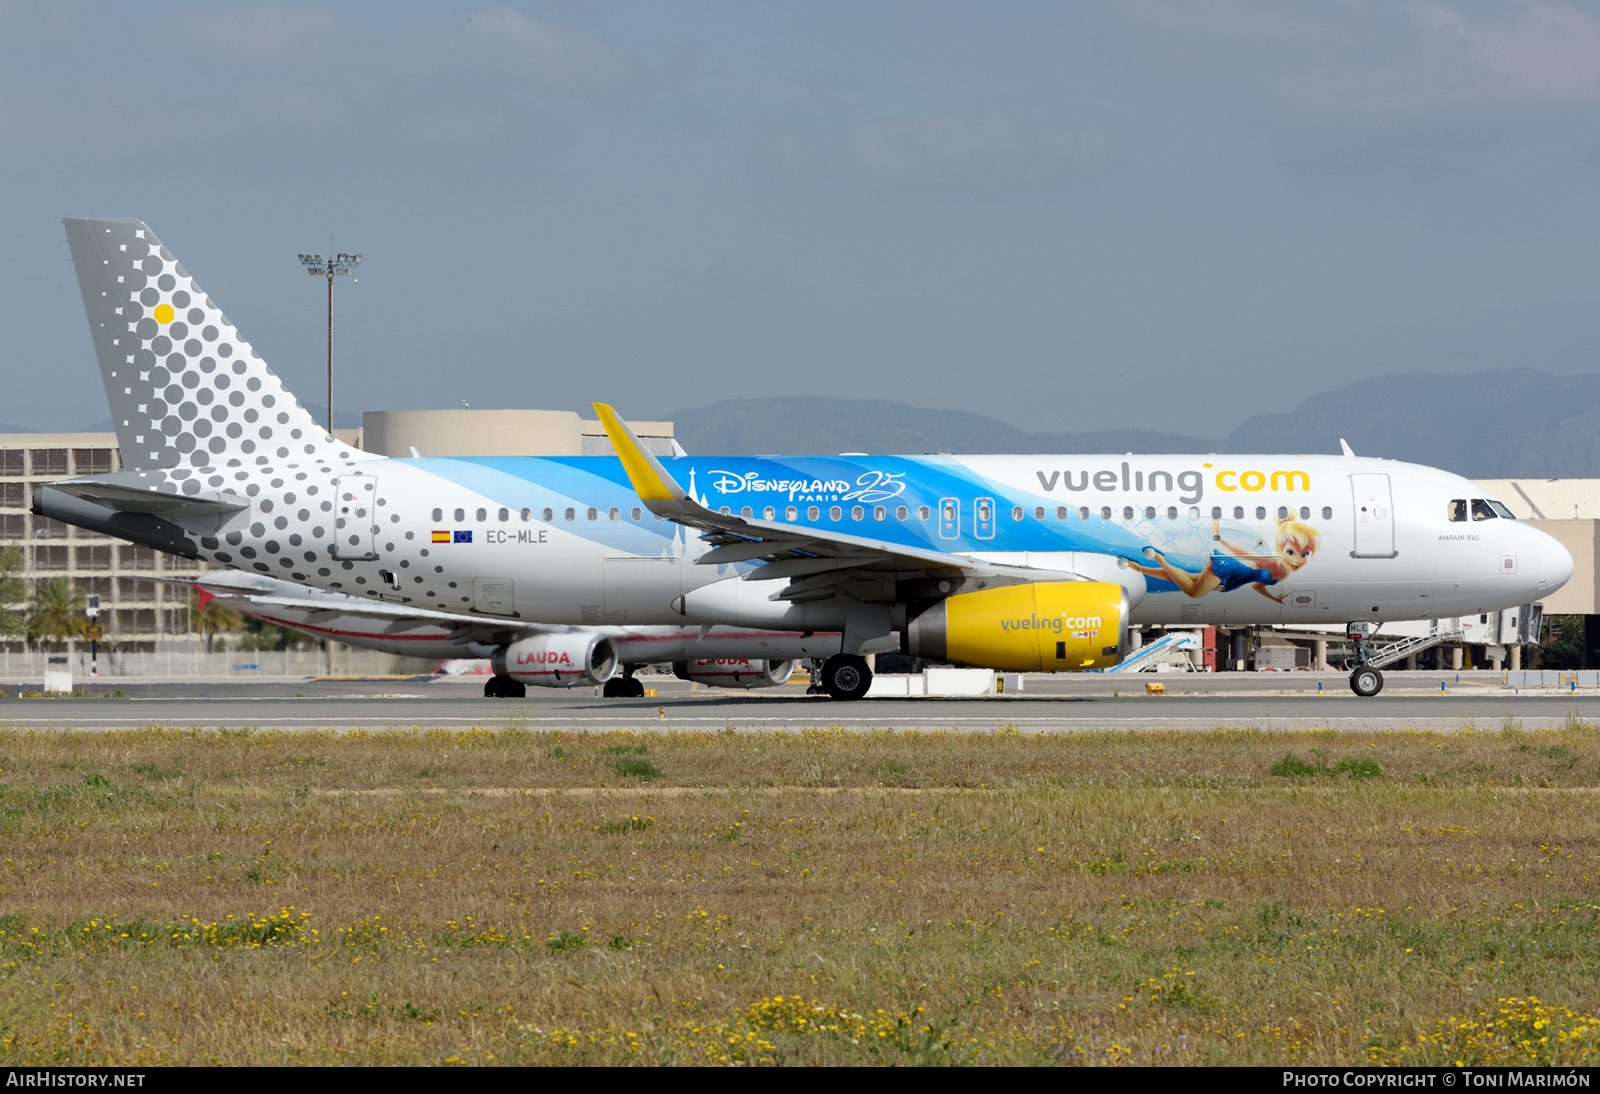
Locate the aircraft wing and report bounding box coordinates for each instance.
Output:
[593,403,1086,602]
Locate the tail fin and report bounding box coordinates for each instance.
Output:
[62,218,361,473]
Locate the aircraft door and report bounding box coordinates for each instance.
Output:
[331,473,379,560]
[938,498,960,540]
[1349,473,1396,559]
[974,497,996,540]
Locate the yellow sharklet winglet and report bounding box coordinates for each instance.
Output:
[592,403,688,504]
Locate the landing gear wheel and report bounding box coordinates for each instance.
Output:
[603,673,647,698]
[1349,667,1383,697]
[821,654,873,701]
[484,676,526,699]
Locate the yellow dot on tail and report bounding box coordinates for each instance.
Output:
[152,303,174,324]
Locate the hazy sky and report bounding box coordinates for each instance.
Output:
[8,1,1600,437]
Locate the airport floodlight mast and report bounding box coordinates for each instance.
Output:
[297,249,362,433]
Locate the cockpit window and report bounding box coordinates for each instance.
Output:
[1486,500,1516,520]
[1470,499,1497,521]
[1447,499,1467,522]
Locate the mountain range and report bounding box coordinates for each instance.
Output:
[671,369,1600,479]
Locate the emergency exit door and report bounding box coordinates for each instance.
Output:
[1349,473,1396,559]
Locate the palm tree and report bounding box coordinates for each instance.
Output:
[191,589,242,650]
[26,576,86,646]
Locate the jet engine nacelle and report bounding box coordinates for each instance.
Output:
[672,658,796,689]
[493,633,618,688]
[902,580,1128,672]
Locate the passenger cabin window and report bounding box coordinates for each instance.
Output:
[764,506,775,520]
[1322,506,1333,520]
[476,508,487,521]
[1255,506,1266,520]
[1212,507,1223,519]
[896,506,908,520]
[1101,506,1112,520]
[631,508,641,520]
[787,506,799,520]
[520,508,531,521]
[1448,499,1467,522]
[1232,506,1244,519]
[541,508,553,521]
[1035,506,1045,520]
[918,506,930,520]
[498,508,509,521]
[587,507,599,521]
[1080,506,1090,520]
[851,505,864,520]
[454,508,465,522]
[874,505,886,520]
[830,506,842,520]
[431,508,442,522]
[564,508,575,521]
[1470,499,1497,521]
[609,507,620,521]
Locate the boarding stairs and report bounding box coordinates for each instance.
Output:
[1107,631,1202,673]
[1363,627,1465,670]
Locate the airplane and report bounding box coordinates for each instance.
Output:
[38,218,1573,699]
[185,569,810,695]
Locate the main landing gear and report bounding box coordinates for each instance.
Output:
[602,666,647,698]
[1344,621,1383,697]
[484,675,526,699]
[820,654,873,701]
[805,659,825,696]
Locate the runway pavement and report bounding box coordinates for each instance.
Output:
[0,670,1594,733]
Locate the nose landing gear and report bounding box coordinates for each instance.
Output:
[1349,666,1383,697]
[1345,621,1383,697]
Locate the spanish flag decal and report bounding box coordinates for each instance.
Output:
[431,530,450,543]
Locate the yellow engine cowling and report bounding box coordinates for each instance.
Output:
[902,581,1128,672]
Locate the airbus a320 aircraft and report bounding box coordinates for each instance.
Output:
[40,218,1572,698]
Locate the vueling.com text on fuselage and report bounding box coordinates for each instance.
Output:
[1033,463,1313,506]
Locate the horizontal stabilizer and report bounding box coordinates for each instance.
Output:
[49,478,247,537]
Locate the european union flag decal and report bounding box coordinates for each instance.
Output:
[453,530,472,543]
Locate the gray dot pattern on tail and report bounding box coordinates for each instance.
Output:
[64,218,372,583]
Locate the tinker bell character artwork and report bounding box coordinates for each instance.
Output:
[1128,517,1321,603]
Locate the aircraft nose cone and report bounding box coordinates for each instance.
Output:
[1537,532,1574,596]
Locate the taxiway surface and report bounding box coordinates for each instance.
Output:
[0,671,1592,733]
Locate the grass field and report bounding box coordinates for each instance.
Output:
[1,721,1599,1066]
